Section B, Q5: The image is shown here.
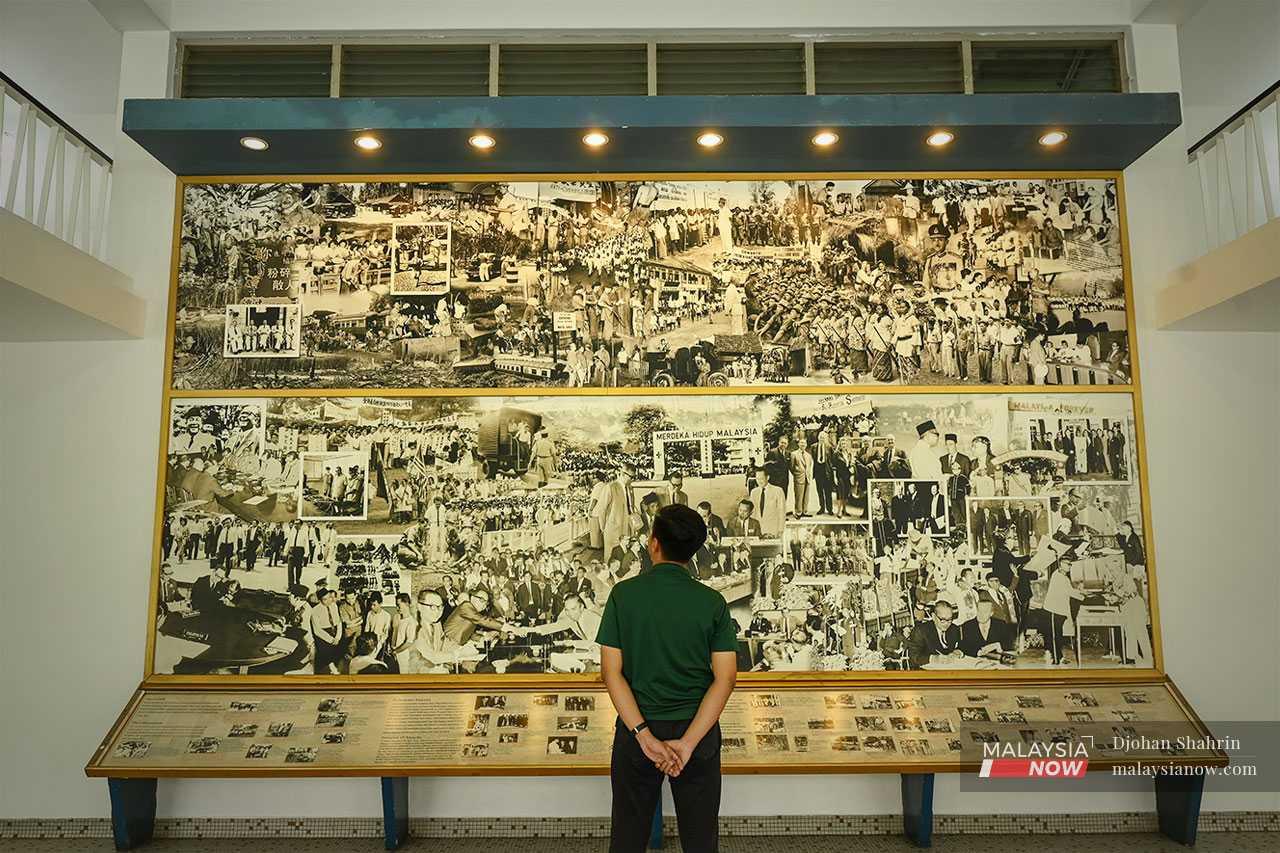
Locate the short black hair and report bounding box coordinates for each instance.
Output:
[650,504,708,562]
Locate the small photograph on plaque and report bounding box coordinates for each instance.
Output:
[1122,691,1151,705]
[316,712,347,728]
[807,719,834,730]
[863,736,897,753]
[996,711,1027,724]
[1065,692,1100,708]
[532,695,559,707]
[113,740,151,759]
[946,739,964,752]
[547,736,577,756]
[245,744,272,759]
[924,718,954,733]
[285,747,317,763]
[862,695,893,710]
[855,716,887,732]
[970,731,999,744]
[497,714,528,729]
[793,736,809,752]
[722,737,747,752]
[1112,710,1139,722]
[228,724,258,738]
[749,694,780,709]
[901,738,932,756]
[463,744,490,758]
[498,734,519,744]
[756,734,790,752]
[187,737,220,754]
[1066,711,1094,723]
[565,696,596,712]
[323,732,345,744]
[318,699,343,712]
[753,717,786,734]
[890,716,924,732]
[476,695,507,710]
[267,723,293,737]
[557,716,589,732]
[466,715,490,737]
[1016,695,1045,709]
[832,736,860,752]
[959,707,991,723]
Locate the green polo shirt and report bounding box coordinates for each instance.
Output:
[595,561,739,720]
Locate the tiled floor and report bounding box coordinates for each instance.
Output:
[1,835,1277,852]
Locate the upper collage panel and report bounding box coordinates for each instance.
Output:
[172,177,1130,391]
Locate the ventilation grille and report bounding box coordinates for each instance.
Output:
[972,41,1123,93]
[181,45,332,98]
[498,44,647,95]
[340,45,490,97]
[815,42,964,94]
[657,43,805,95]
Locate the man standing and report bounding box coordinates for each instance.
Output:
[667,472,689,507]
[600,463,641,560]
[748,466,786,538]
[811,428,836,518]
[940,433,971,531]
[597,505,737,853]
[789,438,814,518]
[907,420,944,481]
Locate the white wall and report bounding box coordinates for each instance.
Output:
[1177,0,1280,145]
[0,0,124,159]
[1,2,1278,823]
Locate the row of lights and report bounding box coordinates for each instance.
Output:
[239,128,1070,152]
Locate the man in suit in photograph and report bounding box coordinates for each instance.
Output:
[959,596,1014,658]
[515,569,549,622]
[811,427,836,517]
[726,500,763,539]
[667,472,689,506]
[598,463,642,559]
[904,600,963,669]
[764,434,792,496]
[749,466,787,537]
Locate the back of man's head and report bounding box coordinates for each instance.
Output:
[650,504,708,564]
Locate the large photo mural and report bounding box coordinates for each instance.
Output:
[172,177,1129,391]
[154,390,1152,678]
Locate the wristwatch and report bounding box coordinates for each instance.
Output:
[632,721,649,736]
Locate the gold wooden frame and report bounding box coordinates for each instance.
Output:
[145,170,1162,690]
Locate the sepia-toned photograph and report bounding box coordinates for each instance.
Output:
[151,390,1152,677]
[223,304,301,358]
[172,178,1130,391]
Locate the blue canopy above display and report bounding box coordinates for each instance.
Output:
[122,93,1180,175]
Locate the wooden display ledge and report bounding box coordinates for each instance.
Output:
[87,674,1225,850]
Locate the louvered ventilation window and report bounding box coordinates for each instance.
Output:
[657,43,805,95]
[498,44,647,95]
[340,45,490,96]
[972,40,1123,93]
[181,45,333,98]
[814,42,964,94]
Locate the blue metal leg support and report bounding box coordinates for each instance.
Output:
[901,772,935,848]
[381,777,410,850]
[1155,771,1205,846]
[107,778,157,851]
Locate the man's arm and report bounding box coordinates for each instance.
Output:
[600,645,679,773]
[663,651,736,777]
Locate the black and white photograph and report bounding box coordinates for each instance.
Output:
[392,223,452,295]
[322,732,346,744]
[285,747,318,763]
[299,451,369,521]
[462,744,490,758]
[228,724,257,738]
[316,712,346,727]
[755,735,791,752]
[151,390,1152,677]
[869,479,949,546]
[267,723,293,737]
[465,715,490,737]
[564,696,596,711]
[113,741,151,759]
[187,738,220,754]
[863,736,897,753]
[173,178,1130,391]
[244,744,272,759]
[556,716,589,731]
[1019,414,1131,483]
[965,496,1052,558]
[831,736,860,752]
[223,304,301,358]
[546,736,577,756]
[497,714,528,728]
[498,733,519,744]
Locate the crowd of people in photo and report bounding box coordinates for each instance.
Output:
[1029,422,1128,480]
[224,308,298,357]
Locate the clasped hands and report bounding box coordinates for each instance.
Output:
[637,729,693,777]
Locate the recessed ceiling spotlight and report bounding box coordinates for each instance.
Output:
[354,134,383,151]
[469,133,496,150]
[239,136,269,151]
[582,130,610,148]
[697,131,724,148]
[926,130,955,147]
[811,130,839,147]
[1039,130,1069,147]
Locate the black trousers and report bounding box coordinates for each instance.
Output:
[610,719,721,853]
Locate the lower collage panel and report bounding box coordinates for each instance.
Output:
[157,390,1152,677]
